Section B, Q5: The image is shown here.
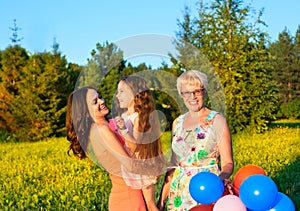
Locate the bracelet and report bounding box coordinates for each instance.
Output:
[119,128,128,135]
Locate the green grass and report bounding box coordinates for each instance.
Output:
[0,126,299,210]
[269,119,300,129]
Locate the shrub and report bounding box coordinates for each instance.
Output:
[277,100,300,119]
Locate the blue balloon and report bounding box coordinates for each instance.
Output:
[264,192,295,211]
[189,171,224,204]
[239,175,278,210]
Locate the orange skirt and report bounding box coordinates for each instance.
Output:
[108,174,146,211]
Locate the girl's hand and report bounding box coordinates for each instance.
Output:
[115,116,126,130]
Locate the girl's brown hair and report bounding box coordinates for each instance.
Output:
[118,76,163,160]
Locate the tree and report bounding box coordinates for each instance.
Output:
[9,19,23,45]
[77,41,126,109]
[269,26,300,119]
[269,29,297,103]
[77,41,124,88]
[0,45,29,132]
[0,39,75,141]
[175,0,278,132]
[49,40,81,136]
[9,49,69,141]
[0,20,27,134]
[293,26,300,101]
[135,68,181,131]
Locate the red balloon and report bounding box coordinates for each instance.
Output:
[233,164,266,195]
[189,204,214,211]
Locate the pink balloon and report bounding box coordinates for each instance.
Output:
[213,195,246,211]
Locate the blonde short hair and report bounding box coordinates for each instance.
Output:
[176,70,208,94]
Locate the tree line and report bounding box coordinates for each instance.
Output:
[0,0,299,142]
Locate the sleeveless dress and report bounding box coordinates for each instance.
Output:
[107,119,147,211]
[166,111,221,211]
[120,112,157,189]
[108,174,146,211]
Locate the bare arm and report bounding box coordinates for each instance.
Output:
[89,123,138,174]
[157,165,175,210]
[214,114,234,180]
[92,123,130,157]
[114,115,138,151]
[142,184,159,211]
[125,115,144,146]
[116,114,160,148]
[157,119,178,211]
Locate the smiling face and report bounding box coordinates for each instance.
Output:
[180,84,206,112]
[116,80,134,109]
[86,89,109,120]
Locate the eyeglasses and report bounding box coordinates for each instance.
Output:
[180,88,205,98]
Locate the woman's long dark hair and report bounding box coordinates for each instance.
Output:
[66,86,97,159]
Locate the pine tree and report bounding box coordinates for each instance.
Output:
[269,26,300,119]
[9,47,71,141]
[269,28,295,103]
[0,20,27,133]
[291,26,300,100]
[0,45,29,132]
[9,19,23,45]
[0,38,74,141]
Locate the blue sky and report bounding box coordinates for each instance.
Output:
[0,0,299,66]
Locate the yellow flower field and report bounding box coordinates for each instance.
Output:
[0,127,299,210]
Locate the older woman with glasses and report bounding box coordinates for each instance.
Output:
[158,70,234,211]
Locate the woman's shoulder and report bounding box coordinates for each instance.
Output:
[173,114,185,124]
[91,122,112,135]
[209,111,227,125]
[206,110,223,120]
[203,110,228,127]
[172,114,186,131]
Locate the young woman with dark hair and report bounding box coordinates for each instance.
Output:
[66,86,147,211]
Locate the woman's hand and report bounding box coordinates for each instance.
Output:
[223,178,234,195]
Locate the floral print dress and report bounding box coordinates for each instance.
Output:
[166,111,221,211]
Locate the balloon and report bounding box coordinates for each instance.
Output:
[213,195,247,211]
[233,164,266,195]
[189,172,224,204]
[264,192,295,211]
[189,204,214,211]
[239,175,278,210]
